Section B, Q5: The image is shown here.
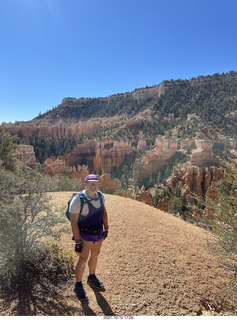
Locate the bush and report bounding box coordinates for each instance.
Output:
[152,189,160,207]
[98,183,104,193]
[204,161,237,272]
[0,165,68,292]
[169,196,183,214]
[50,175,82,191]
[113,189,123,197]
[0,244,74,291]
[0,129,18,171]
[43,244,74,283]
[203,160,237,313]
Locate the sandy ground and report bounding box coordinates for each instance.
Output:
[0,192,234,316]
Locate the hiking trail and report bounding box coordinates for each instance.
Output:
[0,192,232,316]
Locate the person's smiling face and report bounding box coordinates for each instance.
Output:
[85,181,98,197]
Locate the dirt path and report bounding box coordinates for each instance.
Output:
[58,192,231,316]
[0,192,232,316]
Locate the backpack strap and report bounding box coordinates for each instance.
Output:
[70,191,104,219]
[72,192,86,215]
[79,190,104,202]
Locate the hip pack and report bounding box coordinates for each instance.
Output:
[79,223,102,235]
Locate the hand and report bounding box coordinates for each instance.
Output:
[75,241,83,254]
[102,230,108,240]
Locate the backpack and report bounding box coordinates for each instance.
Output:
[66,191,104,221]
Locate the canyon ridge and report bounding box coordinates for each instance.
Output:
[1,71,237,213]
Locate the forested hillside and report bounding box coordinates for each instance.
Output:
[37,71,237,137]
[12,71,237,162]
[4,70,237,163]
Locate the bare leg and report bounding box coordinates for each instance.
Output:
[75,240,92,282]
[88,239,103,275]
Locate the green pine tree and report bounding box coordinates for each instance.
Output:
[203,160,237,311]
[0,129,18,171]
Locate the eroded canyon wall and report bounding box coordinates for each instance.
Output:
[133,138,179,181]
[62,140,136,174]
[167,165,225,197]
[15,145,36,164]
[133,138,237,182]
[15,136,237,197]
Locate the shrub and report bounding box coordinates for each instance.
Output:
[0,129,18,171]
[50,175,82,191]
[152,189,160,207]
[0,165,67,292]
[203,160,237,313]
[113,189,123,197]
[43,244,74,283]
[204,161,237,273]
[98,183,104,193]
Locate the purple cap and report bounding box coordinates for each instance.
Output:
[84,174,99,183]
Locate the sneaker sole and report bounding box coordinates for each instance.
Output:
[87,281,106,291]
[73,288,88,301]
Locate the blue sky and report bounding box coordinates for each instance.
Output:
[0,0,237,123]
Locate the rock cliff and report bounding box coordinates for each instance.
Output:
[43,158,120,194]
[157,197,169,212]
[155,165,226,213]
[15,145,36,164]
[190,140,214,166]
[133,138,237,182]
[133,138,179,181]
[123,185,153,206]
[100,173,121,194]
[16,135,237,187]
[2,82,170,138]
[5,71,236,139]
[167,165,225,197]
[4,121,104,138]
[62,140,135,174]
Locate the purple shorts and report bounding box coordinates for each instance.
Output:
[80,229,103,244]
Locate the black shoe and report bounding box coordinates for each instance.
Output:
[74,283,88,300]
[87,276,105,291]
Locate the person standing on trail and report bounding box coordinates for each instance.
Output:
[69,174,109,300]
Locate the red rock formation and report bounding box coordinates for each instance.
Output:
[3,82,171,139]
[157,197,169,212]
[133,138,237,182]
[203,182,217,218]
[134,189,153,206]
[15,145,36,164]
[69,165,89,182]
[133,138,178,181]
[100,173,121,194]
[168,165,225,197]
[137,139,147,153]
[63,140,135,174]
[43,156,89,179]
[123,186,153,206]
[97,141,135,174]
[203,165,235,218]
[192,207,198,219]
[43,156,120,194]
[63,141,97,170]
[4,121,104,138]
[180,139,196,150]
[44,157,70,176]
[190,140,214,166]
